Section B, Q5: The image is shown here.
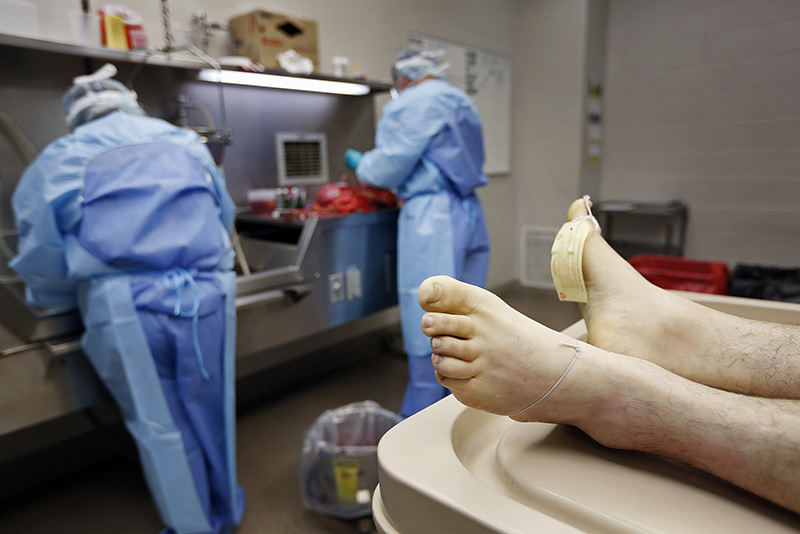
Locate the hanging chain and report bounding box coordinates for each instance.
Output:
[161,0,174,54]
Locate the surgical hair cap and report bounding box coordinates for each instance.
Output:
[392,47,450,82]
[63,63,144,130]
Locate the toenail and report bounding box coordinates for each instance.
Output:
[422,315,434,328]
[431,337,441,349]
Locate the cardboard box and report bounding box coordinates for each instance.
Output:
[229,10,319,72]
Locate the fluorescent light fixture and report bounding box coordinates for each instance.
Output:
[197,69,371,95]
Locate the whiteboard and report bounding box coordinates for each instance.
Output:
[409,33,512,175]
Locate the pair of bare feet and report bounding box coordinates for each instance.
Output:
[418,197,800,512]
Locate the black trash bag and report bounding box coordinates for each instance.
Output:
[300,401,399,519]
[729,264,800,303]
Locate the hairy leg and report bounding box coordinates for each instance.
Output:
[420,275,800,513]
[566,198,800,399]
[603,355,800,514]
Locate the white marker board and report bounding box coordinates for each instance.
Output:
[409,33,511,175]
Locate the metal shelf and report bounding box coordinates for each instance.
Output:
[605,239,683,259]
[0,32,393,93]
[594,200,689,258]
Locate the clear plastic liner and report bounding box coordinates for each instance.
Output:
[300,401,399,519]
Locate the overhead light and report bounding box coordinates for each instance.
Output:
[197,69,371,96]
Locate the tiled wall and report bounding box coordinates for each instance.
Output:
[603,0,800,266]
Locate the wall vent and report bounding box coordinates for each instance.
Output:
[276,132,328,185]
[520,226,557,288]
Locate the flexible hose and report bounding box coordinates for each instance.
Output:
[188,100,216,130]
[0,109,38,165]
[0,109,39,279]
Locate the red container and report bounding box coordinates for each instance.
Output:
[628,254,729,294]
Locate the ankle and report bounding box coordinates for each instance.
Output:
[555,344,623,429]
[575,352,666,449]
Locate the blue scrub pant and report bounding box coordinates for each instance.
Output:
[398,191,490,417]
[79,273,243,534]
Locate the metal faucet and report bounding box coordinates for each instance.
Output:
[191,11,226,53]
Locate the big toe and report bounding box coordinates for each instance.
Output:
[419,275,484,315]
[566,196,591,220]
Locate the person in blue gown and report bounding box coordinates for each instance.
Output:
[10,64,244,534]
[345,49,491,417]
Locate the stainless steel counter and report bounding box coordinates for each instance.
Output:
[0,209,399,439]
[234,209,399,376]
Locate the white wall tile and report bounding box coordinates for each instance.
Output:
[644,38,706,72]
[773,19,800,54]
[733,53,800,90]
[642,64,738,99]
[604,0,800,266]
[703,26,773,62]
[739,0,800,28]
[676,0,742,37]
[690,235,798,266]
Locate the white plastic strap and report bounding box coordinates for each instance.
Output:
[73,63,118,85]
[509,342,582,417]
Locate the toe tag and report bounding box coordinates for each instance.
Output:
[551,196,600,303]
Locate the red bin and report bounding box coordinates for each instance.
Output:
[628,254,729,295]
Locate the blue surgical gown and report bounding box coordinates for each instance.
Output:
[11,111,244,534]
[356,79,490,417]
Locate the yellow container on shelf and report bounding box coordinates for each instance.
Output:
[102,14,128,50]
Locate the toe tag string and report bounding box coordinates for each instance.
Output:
[567,195,601,253]
[509,342,582,417]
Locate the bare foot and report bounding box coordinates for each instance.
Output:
[415,274,734,454]
[418,275,615,426]
[569,198,778,396]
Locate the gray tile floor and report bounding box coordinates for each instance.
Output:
[0,285,580,534]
